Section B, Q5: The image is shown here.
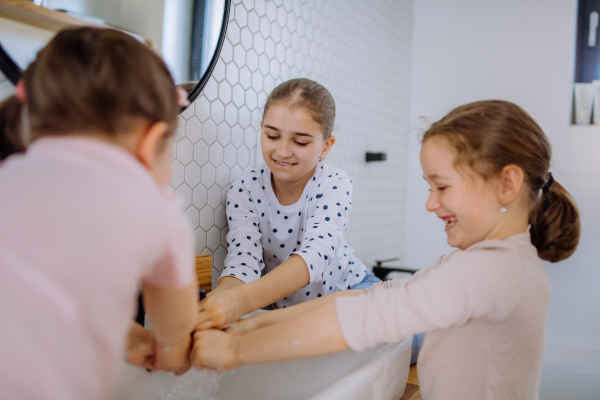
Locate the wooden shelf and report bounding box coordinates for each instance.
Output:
[0,0,101,32]
[195,252,213,293]
[0,0,150,46]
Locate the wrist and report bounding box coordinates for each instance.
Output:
[231,333,243,368]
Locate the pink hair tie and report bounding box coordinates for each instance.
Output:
[177,87,191,108]
[15,79,27,103]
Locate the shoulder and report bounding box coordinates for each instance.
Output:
[314,163,352,186]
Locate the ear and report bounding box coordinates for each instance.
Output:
[319,135,336,159]
[497,164,525,206]
[135,121,170,171]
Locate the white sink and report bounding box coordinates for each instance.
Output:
[111,313,412,400]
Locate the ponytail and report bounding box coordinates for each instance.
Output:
[530,180,581,262]
[0,95,24,161]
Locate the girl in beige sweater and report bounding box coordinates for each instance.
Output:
[190,100,581,399]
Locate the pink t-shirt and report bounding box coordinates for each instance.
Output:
[0,137,194,400]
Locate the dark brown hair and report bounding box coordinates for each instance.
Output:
[263,78,335,139]
[0,95,24,160]
[7,26,179,142]
[423,100,580,262]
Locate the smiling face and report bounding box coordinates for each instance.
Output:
[420,137,505,250]
[261,104,334,188]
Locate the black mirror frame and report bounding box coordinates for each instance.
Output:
[0,0,231,114]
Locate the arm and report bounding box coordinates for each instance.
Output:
[191,299,349,370]
[143,279,198,371]
[226,289,365,335]
[195,254,310,330]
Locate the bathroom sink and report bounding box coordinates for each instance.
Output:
[111,314,412,400]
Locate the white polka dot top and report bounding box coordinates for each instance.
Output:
[220,162,369,308]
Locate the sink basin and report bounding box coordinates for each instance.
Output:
[111,314,412,400]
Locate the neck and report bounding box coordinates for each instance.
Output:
[271,165,317,206]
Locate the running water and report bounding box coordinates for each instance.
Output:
[139,368,221,400]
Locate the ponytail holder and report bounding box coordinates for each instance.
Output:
[15,79,27,103]
[541,172,554,192]
[176,87,191,108]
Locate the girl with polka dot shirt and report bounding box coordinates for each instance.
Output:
[195,78,377,330]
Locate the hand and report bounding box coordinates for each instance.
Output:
[155,335,192,375]
[190,329,239,371]
[195,288,248,330]
[225,315,262,335]
[125,322,157,370]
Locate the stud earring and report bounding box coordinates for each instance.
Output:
[500,207,507,213]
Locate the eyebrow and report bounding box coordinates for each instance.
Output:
[263,125,314,138]
[423,174,447,181]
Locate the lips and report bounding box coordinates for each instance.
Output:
[272,159,297,168]
[441,216,457,227]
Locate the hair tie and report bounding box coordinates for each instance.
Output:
[176,87,191,108]
[542,172,554,192]
[15,79,27,103]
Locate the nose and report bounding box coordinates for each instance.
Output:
[276,141,292,158]
[425,190,440,212]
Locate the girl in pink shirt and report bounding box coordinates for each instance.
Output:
[190,100,581,399]
[0,27,198,400]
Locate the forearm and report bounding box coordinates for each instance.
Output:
[144,280,198,346]
[244,289,365,332]
[212,276,245,294]
[235,301,349,365]
[237,255,310,315]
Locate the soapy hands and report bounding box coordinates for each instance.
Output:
[125,322,191,375]
[191,329,239,371]
[195,288,248,331]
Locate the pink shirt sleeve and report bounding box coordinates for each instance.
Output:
[142,188,195,288]
[335,244,526,351]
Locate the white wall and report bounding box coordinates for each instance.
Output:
[406,0,600,370]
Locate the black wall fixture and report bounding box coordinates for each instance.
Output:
[0,43,22,85]
[366,152,387,162]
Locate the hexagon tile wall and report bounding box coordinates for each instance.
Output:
[172,0,413,287]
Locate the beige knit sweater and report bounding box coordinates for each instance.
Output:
[336,232,551,400]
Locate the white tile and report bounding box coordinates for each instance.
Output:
[224,144,237,168]
[170,160,185,188]
[203,78,219,102]
[194,227,207,252]
[217,122,231,146]
[194,97,211,122]
[238,106,251,129]
[270,21,281,43]
[242,0,254,12]
[215,204,228,229]
[180,103,195,120]
[225,103,239,126]
[239,67,252,90]
[218,80,232,105]
[200,162,216,187]
[228,21,241,45]
[203,120,218,144]
[209,101,225,125]
[193,141,209,166]
[265,37,275,59]
[241,26,253,51]
[252,70,264,92]
[254,0,266,16]
[245,88,258,110]
[253,31,265,54]
[245,126,258,148]
[199,205,215,231]
[176,183,193,208]
[231,125,245,148]
[248,10,260,33]
[184,162,202,188]
[176,138,193,165]
[226,62,239,84]
[233,43,246,68]
[234,3,248,27]
[232,84,246,108]
[246,49,259,72]
[277,6,287,27]
[184,205,200,227]
[192,185,208,208]
[220,40,233,64]
[213,245,228,271]
[209,142,224,166]
[237,146,250,168]
[211,60,226,82]
[185,117,202,144]
[207,184,222,209]
[216,163,231,188]
[266,1,277,22]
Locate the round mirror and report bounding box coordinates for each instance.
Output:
[0,0,230,111]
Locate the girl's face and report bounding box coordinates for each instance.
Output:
[420,138,503,250]
[261,104,334,185]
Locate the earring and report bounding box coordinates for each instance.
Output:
[500,207,507,213]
